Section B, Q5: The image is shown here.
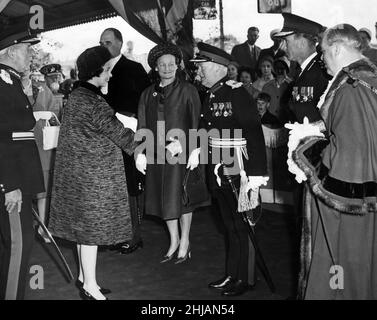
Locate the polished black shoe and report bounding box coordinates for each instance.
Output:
[208,276,235,290]
[119,239,144,254]
[221,280,254,297]
[79,288,108,300]
[75,279,111,295]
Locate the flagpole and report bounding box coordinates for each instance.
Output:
[219,0,225,50]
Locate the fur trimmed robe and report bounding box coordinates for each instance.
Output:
[293,59,377,299]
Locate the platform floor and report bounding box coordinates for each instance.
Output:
[25,204,299,300]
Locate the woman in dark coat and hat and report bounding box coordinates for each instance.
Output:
[135,43,202,264]
[48,46,137,300]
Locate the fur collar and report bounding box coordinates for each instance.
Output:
[320,58,377,122]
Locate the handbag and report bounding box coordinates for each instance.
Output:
[42,112,60,150]
[182,167,210,207]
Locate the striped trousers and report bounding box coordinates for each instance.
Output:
[0,194,34,300]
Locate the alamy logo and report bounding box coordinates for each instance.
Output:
[29,265,44,290]
[29,5,44,30]
[329,265,344,290]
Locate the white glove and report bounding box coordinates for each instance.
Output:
[246,176,269,192]
[165,137,183,157]
[115,113,138,132]
[186,148,200,170]
[285,117,324,184]
[285,117,325,151]
[135,153,147,175]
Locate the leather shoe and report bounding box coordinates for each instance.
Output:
[119,239,143,254]
[221,280,255,297]
[208,276,234,290]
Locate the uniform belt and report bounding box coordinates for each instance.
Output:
[323,175,377,199]
[12,132,35,141]
[209,137,247,148]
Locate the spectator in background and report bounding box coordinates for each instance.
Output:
[259,28,286,64]
[238,66,259,98]
[358,28,377,65]
[262,56,292,123]
[231,27,261,81]
[227,61,239,81]
[60,68,78,100]
[252,55,275,95]
[256,92,281,127]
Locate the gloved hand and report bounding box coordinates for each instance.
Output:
[186,148,200,170]
[285,117,325,151]
[285,117,324,183]
[135,153,147,175]
[166,137,183,157]
[246,176,269,192]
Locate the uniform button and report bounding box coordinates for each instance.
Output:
[210,107,213,110]
[26,105,29,109]
[208,122,211,125]
[0,184,3,187]
[200,114,204,118]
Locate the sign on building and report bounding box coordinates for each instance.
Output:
[258,0,292,13]
[193,0,217,20]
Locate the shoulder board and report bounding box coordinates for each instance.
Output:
[0,69,13,85]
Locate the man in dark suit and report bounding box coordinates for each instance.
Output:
[100,28,150,254]
[231,27,261,81]
[0,36,45,299]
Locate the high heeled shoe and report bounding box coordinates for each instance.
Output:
[160,246,179,263]
[175,245,191,264]
[79,287,108,300]
[75,279,111,295]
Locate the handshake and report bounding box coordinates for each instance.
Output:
[135,140,201,175]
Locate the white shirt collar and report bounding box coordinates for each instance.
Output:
[300,52,317,75]
[109,54,122,72]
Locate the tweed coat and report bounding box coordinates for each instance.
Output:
[137,78,202,220]
[48,82,137,245]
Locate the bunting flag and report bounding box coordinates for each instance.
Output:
[108,0,194,61]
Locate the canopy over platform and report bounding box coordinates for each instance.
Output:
[0,0,117,49]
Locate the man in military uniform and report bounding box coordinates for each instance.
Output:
[191,43,268,296]
[276,13,329,123]
[275,13,330,298]
[0,36,45,300]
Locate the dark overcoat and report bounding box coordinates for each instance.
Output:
[137,78,201,220]
[48,82,137,245]
[105,55,150,196]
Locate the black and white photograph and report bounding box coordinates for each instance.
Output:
[1,0,377,308]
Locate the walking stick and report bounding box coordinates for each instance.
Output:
[32,208,74,281]
[222,164,276,293]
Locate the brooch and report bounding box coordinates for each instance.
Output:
[0,69,13,85]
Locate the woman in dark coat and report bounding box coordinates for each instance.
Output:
[135,43,202,264]
[48,46,137,300]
